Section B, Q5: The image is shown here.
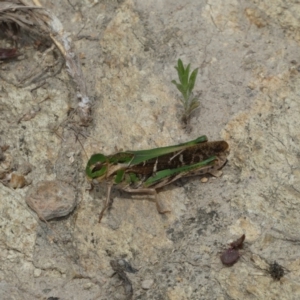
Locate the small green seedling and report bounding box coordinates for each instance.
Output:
[172,59,200,127]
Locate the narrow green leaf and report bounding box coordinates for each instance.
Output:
[176,59,185,84]
[171,79,178,86]
[171,80,188,100]
[175,84,188,100]
[188,68,198,93]
[182,63,190,87]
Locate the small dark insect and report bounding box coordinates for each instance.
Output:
[0,48,18,60]
[269,261,284,280]
[220,234,245,266]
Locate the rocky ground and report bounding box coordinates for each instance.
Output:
[1,0,300,299]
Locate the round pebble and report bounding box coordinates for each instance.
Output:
[141,279,154,290]
[201,177,208,183]
[9,173,26,189]
[25,180,76,221]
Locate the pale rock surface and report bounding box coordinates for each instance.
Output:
[1,0,300,299]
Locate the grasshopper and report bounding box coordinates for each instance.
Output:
[86,135,229,222]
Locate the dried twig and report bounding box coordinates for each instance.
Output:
[0,0,92,125]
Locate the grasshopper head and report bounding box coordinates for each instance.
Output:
[86,153,108,180]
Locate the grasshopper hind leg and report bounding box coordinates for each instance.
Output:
[124,188,170,215]
[98,187,170,222]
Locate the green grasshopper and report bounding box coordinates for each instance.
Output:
[86,135,229,222]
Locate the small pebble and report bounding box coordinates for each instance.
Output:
[33,268,42,277]
[201,177,208,183]
[25,180,76,221]
[84,282,93,289]
[141,279,154,290]
[220,248,240,266]
[9,173,26,189]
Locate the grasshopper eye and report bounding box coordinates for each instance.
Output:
[90,163,107,178]
[92,163,104,173]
